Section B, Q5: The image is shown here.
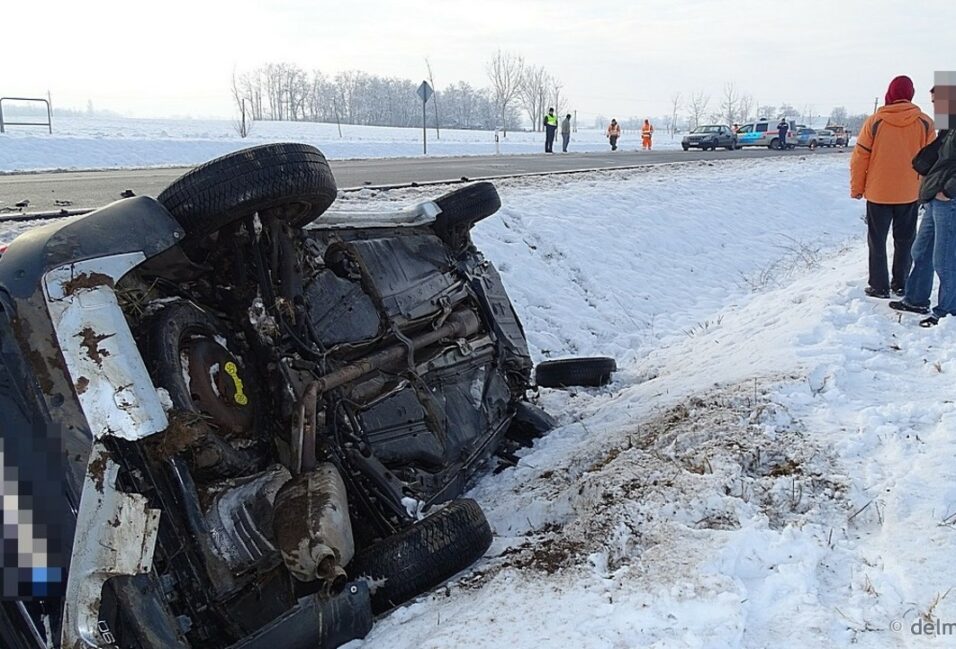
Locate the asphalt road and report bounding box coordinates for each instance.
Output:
[0,146,851,215]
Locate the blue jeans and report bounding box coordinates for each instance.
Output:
[932,199,956,319]
[903,203,935,307]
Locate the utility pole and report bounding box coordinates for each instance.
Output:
[873,97,878,114]
[573,110,577,133]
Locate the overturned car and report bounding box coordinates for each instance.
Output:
[0,144,613,648]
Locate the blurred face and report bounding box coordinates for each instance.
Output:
[934,84,955,129]
[934,72,956,129]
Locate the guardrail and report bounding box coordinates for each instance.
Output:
[0,97,53,134]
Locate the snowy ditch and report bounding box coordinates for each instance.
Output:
[4,153,954,648]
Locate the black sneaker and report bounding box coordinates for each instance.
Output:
[889,300,930,315]
[865,286,890,299]
[892,288,905,297]
[919,316,940,328]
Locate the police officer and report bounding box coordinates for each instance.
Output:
[544,108,558,153]
[777,118,790,150]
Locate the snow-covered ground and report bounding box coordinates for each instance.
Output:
[3,154,950,648]
[0,115,682,172]
[332,157,954,648]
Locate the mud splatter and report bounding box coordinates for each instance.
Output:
[62,272,114,295]
[76,327,114,366]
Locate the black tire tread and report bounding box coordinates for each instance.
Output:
[348,499,492,613]
[535,356,617,388]
[157,143,337,236]
[434,181,502,223]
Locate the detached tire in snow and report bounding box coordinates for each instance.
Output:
[535,357,617,388]
[157,143,337,238]
[433,181,501,251]
[347,499,492,613]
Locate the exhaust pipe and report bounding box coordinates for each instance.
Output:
[313,309,480,393]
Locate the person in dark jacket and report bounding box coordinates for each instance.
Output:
[908,80,956,327]
[890,85,948,316]
[777,118,789,150]
[543,108,558,153]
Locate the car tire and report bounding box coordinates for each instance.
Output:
[432,181,501,251]
[535,357,617,388]
[145,301,258,429]
[348,499,492,613]
[682,144,689,151]
[769,139,779,150]
[157,143,338,239]
[809,140,817,150]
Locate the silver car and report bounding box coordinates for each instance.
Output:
[815,129,838,147]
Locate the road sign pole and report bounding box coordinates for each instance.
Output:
[417,80,433,156]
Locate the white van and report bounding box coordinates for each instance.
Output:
[734,118,796,149]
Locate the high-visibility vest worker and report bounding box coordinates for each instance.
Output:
[641,120,654,150]
[545,113,558,127]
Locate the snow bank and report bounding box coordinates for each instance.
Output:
[0,115,681,172]
[336,158,953,648]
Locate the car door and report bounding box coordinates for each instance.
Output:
[736,123,756,146]
[754,121,770,146]
[718,126,731,147]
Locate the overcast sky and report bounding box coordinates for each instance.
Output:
[3,0,951,121]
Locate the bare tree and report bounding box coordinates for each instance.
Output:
[737,94,755,123]
[720,83,739,126]
[487,50,524,136]
[519,65,547,132]
[758,105,777,120]
[778,103,798,120]
[829,106,848,126]
[688,91,710,129]
[231,68,252,137]
[425,57,440,139]
[669,92,682,135]
[550,78,563,122]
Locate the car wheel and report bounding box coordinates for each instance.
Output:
[682,144,689,151]
[348,499,492,614]
[769,139,779,150]
[535,357,617,388]
[433,181,501,251]
[146,301,257,435]
[809,140,817,150]
[157,143,337,240]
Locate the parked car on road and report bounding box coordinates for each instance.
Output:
[827,125,850,147]
[815,129,837,147]
[0,143,615,649]
[795,128,822,149]
[734,118,795,149]
[681,125,738,151]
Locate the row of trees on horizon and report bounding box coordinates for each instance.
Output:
[229,51,567,137]
[229,57,870,139]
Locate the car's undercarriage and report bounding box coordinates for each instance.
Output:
[0,144,613,649]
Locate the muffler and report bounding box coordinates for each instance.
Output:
[273,463,354,594]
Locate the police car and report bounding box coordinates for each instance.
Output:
[734,118,796,149]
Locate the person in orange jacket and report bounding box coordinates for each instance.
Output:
[850,75,935,298]
[606,119,621,151]
[641,119,654,150]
